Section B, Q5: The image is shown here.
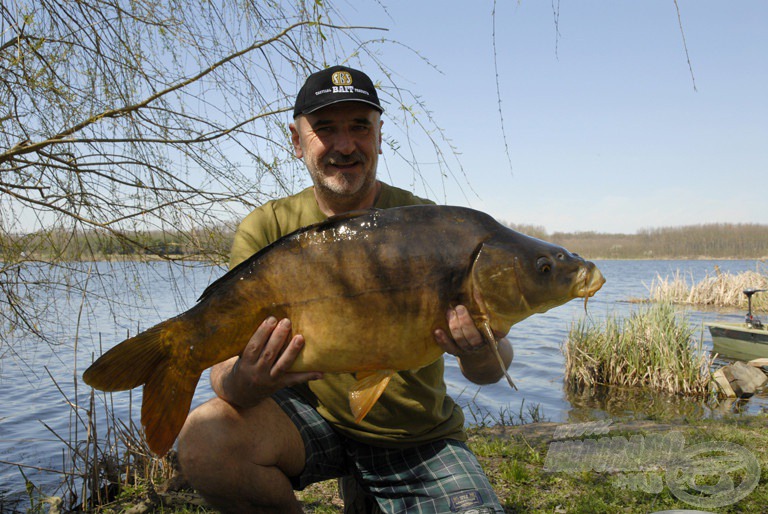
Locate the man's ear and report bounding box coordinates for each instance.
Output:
[289,121,303,159]
[378,119,383,155]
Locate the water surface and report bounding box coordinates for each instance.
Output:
[1,259,766,505]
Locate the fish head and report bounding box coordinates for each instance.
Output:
[470,231,605,336]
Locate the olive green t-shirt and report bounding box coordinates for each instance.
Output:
[229,183,467,447]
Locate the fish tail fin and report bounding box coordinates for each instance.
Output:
[83,323,170,391]
[349,370,394,423]
[141,364,201,455]
[83,320,200,455]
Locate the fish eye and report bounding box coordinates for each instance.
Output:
[536,257,553,274]
[556,252,565,260]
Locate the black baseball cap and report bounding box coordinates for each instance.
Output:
[293,65,383,118]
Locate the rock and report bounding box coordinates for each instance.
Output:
[748,357,768,368]
[715,361,768,398]
[713,368,735,397]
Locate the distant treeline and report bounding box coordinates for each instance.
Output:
[5,226,234,263]
[6,222,768,262]
[542,223,768,260]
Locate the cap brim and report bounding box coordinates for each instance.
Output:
[299,98,384,117]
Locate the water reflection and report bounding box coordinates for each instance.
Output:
[564,384,711,423]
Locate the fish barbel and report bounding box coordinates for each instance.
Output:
[83,205,605,455]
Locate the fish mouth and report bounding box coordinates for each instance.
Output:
[574,265,606,304]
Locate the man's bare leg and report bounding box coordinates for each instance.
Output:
[177,396,306,513]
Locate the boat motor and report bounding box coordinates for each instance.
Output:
[743,288,766,329]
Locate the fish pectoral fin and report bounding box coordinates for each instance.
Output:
[479,321,518,391]
[349,370,394,424]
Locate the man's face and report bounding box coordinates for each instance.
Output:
[291,102,383,206]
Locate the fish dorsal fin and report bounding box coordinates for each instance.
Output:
[349,370,394,423]
[197,209,381,303]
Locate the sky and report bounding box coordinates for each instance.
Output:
[337,1,768,234]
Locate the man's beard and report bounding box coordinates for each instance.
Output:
[311,152,377,205]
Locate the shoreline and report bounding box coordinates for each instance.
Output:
[71,414,767,513]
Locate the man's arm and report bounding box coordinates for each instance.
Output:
[433,305,513,385]
[211,317,323,408]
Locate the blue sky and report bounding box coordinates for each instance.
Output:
[339,1,767,233]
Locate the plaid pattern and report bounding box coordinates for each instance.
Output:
[273,388,503,513]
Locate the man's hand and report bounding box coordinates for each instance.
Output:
[433,305,513,385]
[211,317,323,408]
[433,305,485,355]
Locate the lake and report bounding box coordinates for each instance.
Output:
[1,259,766,507]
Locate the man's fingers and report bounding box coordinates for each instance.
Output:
[449,306,484,352]
[241,316,278,363]
[252,318,292,371]
[433,328,461,356]
[281,371,324,388]
[270,334,313,378]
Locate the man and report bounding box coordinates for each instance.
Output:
[177,66,513,513]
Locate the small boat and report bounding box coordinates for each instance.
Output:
[706,288,768,361]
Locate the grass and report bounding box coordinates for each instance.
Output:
[564,302,715,397]
[11,403,767,513]
[469,414,768,513]
[645,264,768,309]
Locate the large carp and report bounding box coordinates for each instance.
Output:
[84,205,605,455]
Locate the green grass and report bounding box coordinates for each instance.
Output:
[22,414,766,513]
[469,414,768,513]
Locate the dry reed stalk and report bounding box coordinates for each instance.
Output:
[647,264,768,309]
[13,331,177,511]
[564,303,715,398]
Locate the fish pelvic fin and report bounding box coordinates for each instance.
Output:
[83,323,169,391]
[141,363,201,456]
[349,370,394,423]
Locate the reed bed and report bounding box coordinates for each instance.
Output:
[564,303,714,397]
[6,377,191,512]
[646,264,768,309]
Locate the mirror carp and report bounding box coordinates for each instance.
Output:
[84,205,605,455]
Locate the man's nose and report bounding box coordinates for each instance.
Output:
[333,128,356,154]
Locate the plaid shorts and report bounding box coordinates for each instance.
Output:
[273,387,503,514]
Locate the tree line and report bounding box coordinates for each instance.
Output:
[3,225,235,263]
[5,221,767,263]
[544,222,768,260]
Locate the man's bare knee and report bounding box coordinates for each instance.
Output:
[177,399,235,484]
[176,396,306,511]
[180,397,302,460]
